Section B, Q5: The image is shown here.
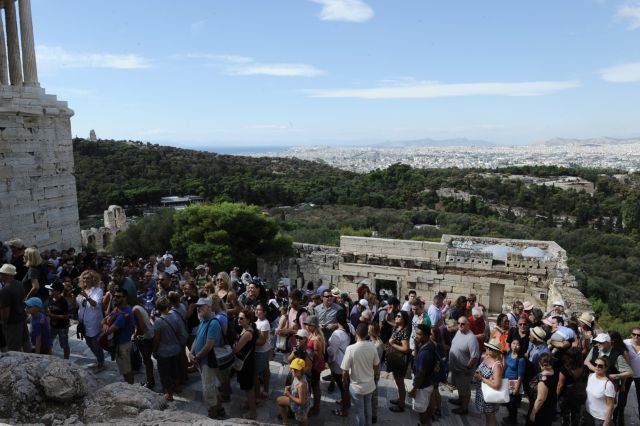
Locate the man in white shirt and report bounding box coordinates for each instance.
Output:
[401,290,416,312]
[341,322,380,426]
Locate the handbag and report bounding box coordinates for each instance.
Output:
[384,343,408,373]
[482,379,510,404]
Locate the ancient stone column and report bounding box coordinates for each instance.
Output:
[0,15,9,85]
[4,0,23,85]
[18,0,37,85]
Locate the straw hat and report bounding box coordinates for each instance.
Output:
[485,338,503,352]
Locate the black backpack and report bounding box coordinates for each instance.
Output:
[266,301,280,324]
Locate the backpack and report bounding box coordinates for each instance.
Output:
[266,301,280,324]
[221,312,237,346]
[430,343,448,383]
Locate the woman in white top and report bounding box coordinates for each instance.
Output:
[586,356,616,426]
[76,270,104,370]
[133,300,155,388]
[621,326,640,421]
[327,309,352,417]
[254,302,272,399]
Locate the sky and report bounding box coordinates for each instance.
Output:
[31,0,640,148]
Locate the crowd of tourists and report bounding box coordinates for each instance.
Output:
[0,238,639,426]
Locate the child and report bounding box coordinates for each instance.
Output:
[277,358,310,426]
[25,297,52,355]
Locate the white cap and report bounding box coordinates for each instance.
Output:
[593,333,611,343]
[552,300,564,307]
[359,299,369,308]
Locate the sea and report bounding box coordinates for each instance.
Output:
[189,145,292,155]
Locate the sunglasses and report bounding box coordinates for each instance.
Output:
[595,363,605,368]
[323,295,331,298]
[295,336,304,339]
[216,278,224,282]
[458,322,467,325]
[518,323,527,327]
[238,317,246,320]
[632,333,640,337]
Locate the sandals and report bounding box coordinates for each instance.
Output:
[389,405,405,412]
[332,409,348,417]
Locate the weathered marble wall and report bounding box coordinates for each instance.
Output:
[0,85,81,250]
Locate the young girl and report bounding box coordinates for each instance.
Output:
[504,339,526,425]
[277,358,310,426]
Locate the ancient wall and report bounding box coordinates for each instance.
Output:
[81,205,127,250]
[260,234,591,314]
[257,242,340,289]
[0,85,81,250]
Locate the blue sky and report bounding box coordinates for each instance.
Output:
[32,0,640,147]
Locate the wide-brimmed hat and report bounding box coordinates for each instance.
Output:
[331,287,341,297]
[577,312,594,327]
[530,326,546,341]
[0,264,17,275]
[485,338,503,352]
[303,315,319,327]
[522,301,534,311]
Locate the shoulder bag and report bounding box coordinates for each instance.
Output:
[481,362,510,404]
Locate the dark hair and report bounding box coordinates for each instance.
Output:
[538,353,553,371]
[553,315,565,326]
[112,266,125,276]
[336,308,349,331]
[115,286,128,297]
[356,322,368,338]
[397,310,410,329]
[496,313,508,327]
[416,323,431,338]
[610,331,627,354]
[389,297,401,307]
[509,338,522,356]
[561,347,584,370]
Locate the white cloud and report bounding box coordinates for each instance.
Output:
[179,53,325,77]
[310,0,374,23]
[599,62,640,82]
[615,3,640,29]
[190,20,207,34]
[37,45,151,69]
[232,63,325,77]
[307,80,581,99]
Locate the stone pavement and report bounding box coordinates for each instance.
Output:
[54,322,639,426]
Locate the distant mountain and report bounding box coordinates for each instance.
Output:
[375,137,496,148]
[537,137,640,147]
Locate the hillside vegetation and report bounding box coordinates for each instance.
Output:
[74,138,640,332]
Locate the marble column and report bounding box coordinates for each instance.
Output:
[4,0,22,85]
[0,15,9,85]
[18,0,37,85]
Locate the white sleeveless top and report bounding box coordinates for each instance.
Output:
[133,305,155,339]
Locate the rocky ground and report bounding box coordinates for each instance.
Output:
[1,322,637,426]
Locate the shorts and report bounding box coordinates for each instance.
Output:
[412,385,434,413]
[116,341,133,375]
[51,327,69,349]
[451,370,473,398]
[201,364,220,406]
[216,365,230,383]
[255,350,270,374]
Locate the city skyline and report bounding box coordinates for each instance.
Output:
[32,0,640,147]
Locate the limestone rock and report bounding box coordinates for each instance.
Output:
[88,409,272,425]
[40,359,99,401]
[83,382,168,422]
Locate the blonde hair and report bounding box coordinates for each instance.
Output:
[24,247,42,268]
[79,270,100,288]
[216,271,230,289]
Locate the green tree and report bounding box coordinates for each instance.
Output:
[111,208,175,257]
[171,202,292,270]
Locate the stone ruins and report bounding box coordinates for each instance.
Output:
[0,0,81,250]
[259,234,592,314]
[80,205,127,251]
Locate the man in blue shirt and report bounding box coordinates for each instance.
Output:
[409,324,436,426]
[188,297,224,419]
[102,287,135,384]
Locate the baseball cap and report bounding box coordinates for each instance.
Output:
[593,333,611,343]
[195,297,212,306]
[290,358,306,371]
[359,299,369,308]
[295,329,309,338]
[25,297,43,309]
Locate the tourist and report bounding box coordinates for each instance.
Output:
[449,296,467,321]
[77,270,104,370]
[315,288,343,342]
[254,302,273,400]
[527,326,550,374]
[153,296,186,401]
[526,353,557,426]
[22,247,48,302]
[283,290,308,353]
[368,323,383,424]
[621,326,640,422]
[387,309,411,413]
[5,239,27,281]
[529,308,544,328]
[350,298,369,328]
[315,279,327,297]
[132,296,156,389]
[475,338,504,426]
[327,309,351,417]
[194,265,212,289]
[379,297,400,345]
[341,322,379,426]
[577,312,597,357]
[449,316,480,415]
[469,306,487,351]
[410,297,431,357]
[183,281,200,347]
[0,263,29,352]
[507,316,530,359]
[544,300,568,320]
[25,297,52,354]
[238,281,262,313]
[585,333,633,402]
[102,287,135,384]
[188,297,224,419]
[492,313,510,355]
[277,358,310,426]
[216,271,240,317]
[210,294,231,403]
[46,280,70,359]
[585,356,616,426]
[438,318,458,356]
[302,315,325,417]
[503,338,526,425]
[409,323,436,426]
[427,293,444,328]
[234,309,257,420]
[401,290,416,312]
[609,331,633,425]
[508,301,523,329]
[556,347,587,426]
[428,325,446,421]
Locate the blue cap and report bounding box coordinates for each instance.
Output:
[25,297,43,309]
